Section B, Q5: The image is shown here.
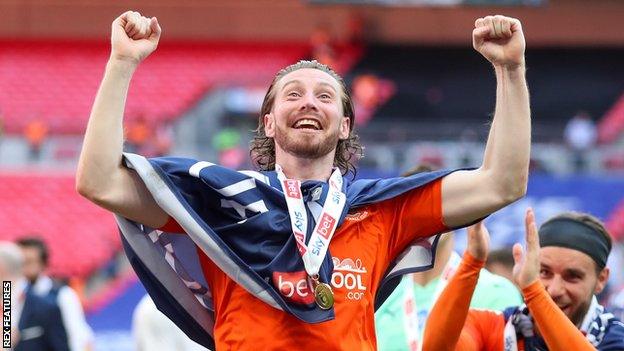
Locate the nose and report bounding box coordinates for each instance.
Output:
[545,275,565,299]
[299,92,319,112]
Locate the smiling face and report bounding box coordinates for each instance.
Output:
[539,246,609,326]
[263,68,350,161]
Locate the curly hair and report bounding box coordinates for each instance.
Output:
[250,60,363,176]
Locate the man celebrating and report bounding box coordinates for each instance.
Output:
[77,12,530,350]
[423,210,624,350]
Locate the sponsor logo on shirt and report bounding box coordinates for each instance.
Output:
[332,257,367,301]
[345,211,369,222]
[273,258,369,305]
[273,271,314,305]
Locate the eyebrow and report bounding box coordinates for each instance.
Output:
[281,79,337,93]
[564,268,585,277]
[541,263,586,277]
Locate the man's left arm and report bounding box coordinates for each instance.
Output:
[442,15,530,228]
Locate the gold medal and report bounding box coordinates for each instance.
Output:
[313,281,334,310]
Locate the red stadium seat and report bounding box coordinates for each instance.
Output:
[598,94,624,144]
[0,172,119,278]
[0,41,309,135]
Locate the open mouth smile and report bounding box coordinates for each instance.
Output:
[292,118,322,131]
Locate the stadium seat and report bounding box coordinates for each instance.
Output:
[0,41,309,135]
[0,172,119,278]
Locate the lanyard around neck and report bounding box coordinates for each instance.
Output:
[275,165,346,280]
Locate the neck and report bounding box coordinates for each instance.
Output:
[275,148,336,181]
[413,235,454,286]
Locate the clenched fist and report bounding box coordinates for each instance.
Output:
[473,15,525,69]
[111,11,161,65]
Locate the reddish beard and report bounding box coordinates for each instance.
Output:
[274,123,340,159]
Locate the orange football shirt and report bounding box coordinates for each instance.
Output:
[161,178,446,350]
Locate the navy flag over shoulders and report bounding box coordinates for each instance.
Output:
[118,153,455,349]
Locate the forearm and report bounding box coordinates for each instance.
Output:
[422,252,484,351]
[440,67,530,227]
[481,65,530,201]
[523,280,595,351]
[76,58,136,199]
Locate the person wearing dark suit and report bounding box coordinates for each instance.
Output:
[16,289,70,351]
[0,242,69,351]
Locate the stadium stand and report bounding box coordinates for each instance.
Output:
[0,40,310,134]
[349,46,624,142]
[0,171,118,278]
[607,199,624,241]
[598,94,624,144]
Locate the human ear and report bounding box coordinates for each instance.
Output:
[594,267,610,295]
[264,113,275,137]
[339,116,350,140]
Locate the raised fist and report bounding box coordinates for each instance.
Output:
[472,15,525,69]
[110,11,161,64]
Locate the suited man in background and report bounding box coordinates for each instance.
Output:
[0,242,69,351]
[17,237,94,351]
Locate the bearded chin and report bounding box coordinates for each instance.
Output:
[569,299,592,327]
[274,127,340,159]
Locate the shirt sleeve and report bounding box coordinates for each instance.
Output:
[522,280,596,351]
[422,252,490,351]
[379,178,448,258]
[57,287,94,351]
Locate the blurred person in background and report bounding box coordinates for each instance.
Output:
[24,118,48,162]
[423,210,624,350]
[124,113,152,155]
[16,237,94,351]
[375,165,521,351]
[132,294,208,351]
[0,241,69,351]
[309,24,337,69]
[485,246,515,282]
[564,110,597,172]
[77,11,530,350]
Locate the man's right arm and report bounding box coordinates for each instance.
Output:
[76,11,168,228]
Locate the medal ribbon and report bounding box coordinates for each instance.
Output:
[403,251,462,350]
[276,165,346,280]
